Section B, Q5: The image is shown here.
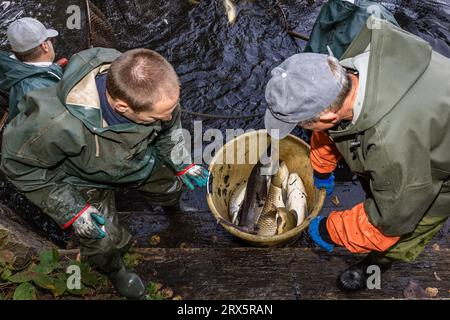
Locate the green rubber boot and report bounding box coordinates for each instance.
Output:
[108,264,146,300]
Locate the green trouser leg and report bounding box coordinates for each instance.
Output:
[137,160,183,207]
[78,188,132,274]
[369,214,449,265]
[78,161,182,274]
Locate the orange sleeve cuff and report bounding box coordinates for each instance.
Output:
[326,203,400,253]
[310,131,341,174]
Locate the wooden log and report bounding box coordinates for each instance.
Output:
[0,204,57,268]
[133,247,450,300]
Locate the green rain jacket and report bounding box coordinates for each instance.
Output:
[1,47,191,227]
[328,17,450,236]
[305,0,398,59]
[0,51,63,121]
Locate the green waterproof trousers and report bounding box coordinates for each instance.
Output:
[76,161,182,274]
[370,215,448,265]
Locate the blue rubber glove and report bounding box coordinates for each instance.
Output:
[314,172,335,196]
[177,164,209,190]
[308,216,334,253]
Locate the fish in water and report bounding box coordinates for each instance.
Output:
[255,162,289,235]
[228,181,247,224]
[237,160,271,233]
[285,173,308,226]
[223,0,237,24]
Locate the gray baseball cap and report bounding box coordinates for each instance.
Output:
[264,53,346,139]
[7,17,58,53]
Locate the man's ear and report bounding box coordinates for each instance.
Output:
[319,111,339,125]
[40,41,50,54]
[113,101,131,114]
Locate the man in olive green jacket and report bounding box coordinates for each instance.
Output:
[1,47,208,299]
[264,16,450,291]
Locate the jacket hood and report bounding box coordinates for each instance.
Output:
[330,17,433,138]
[0,50,62,90]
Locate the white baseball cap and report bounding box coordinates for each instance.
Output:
[7,17,58,53]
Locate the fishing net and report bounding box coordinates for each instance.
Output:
[85,0,176,50]
[81,0,117,49]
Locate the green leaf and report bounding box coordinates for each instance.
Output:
[33,274,56,291]
[1,269,12,281]
[51,277,67,297]
[0,293,4,300]
[8,270,37,283]
[32,262,60,275]
[81,271,98,287]
[123,253,142,269]
[67,284,90,296]
[145,282,166,300]
[13,282,38,300]
[39,249,60,265]
[32,249,60,274]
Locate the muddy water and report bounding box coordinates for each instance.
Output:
[0,0,449,246]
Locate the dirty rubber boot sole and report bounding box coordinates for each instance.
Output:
[337,265,369,292]
[337,258,392,293]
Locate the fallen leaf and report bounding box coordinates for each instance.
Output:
[8,270,38,283]
[425,287,439,298]
[325,292,338,300]
[434,272,442,281]
[432,243,440,251]
[155,283,163,291]
[180,242,191,249]
[161,288,174,299]
[149,235,161,246]
[212,235,218,242]
[331,196,340,207]
[0,250,15,266]
[173,295,183,300]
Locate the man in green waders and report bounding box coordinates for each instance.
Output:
[1,48,209,299]
[264,16,450,292]
[0,17,65,122]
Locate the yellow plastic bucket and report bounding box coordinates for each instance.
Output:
[206,129,326,247]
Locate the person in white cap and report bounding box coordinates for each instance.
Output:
[0,17,64,121]
[265,17,450,292]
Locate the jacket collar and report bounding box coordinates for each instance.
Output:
[329,17,432,139]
